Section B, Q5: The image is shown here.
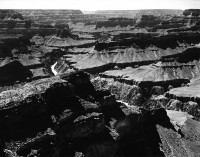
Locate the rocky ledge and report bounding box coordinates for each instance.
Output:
[167,85,200,102]
[99,60,199,87]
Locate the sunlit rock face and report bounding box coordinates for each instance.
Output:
[92,77,142,106]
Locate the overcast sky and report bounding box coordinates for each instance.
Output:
[0,0,200,10]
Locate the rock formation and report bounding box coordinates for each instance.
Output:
[0,60,32,85]
[183,9,200,16]
[96,17,136,29]
[0,10,23,20]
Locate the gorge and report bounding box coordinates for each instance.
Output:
[0,8,200,157]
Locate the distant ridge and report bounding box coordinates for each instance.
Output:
[95,9,183,18]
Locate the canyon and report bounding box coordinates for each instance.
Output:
[0,9,200,157]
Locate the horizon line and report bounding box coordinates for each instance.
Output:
[0,8,191,11]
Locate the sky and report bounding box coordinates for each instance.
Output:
[0,0,200,10]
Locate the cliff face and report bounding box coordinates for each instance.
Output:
[54,32,200,74]
[136,15,163,28]
[95,9,182,18]
[152,15,200,32]
[183,9,200,16]
[18,9,83,23]
[96,17,136,29]
[0,35,50,83]
[17,9,106,24]
[92,77,142,106]
[0,10,23,20]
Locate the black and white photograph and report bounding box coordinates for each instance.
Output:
[0,0,200,156]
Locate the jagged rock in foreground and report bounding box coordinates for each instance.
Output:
[158,110,200,157]
[0,77,71,136]
[0,69,199,157]
[0,70,112,156]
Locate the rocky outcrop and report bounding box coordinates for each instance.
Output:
[166,85,200,103]
[0,19,32,29]
[0,77,70,137]
[68,47,95,54]
[0,34,31,57]
[0,41,12,58]
[0,71,106,156]
[0,28,58,37]
[0,10,23,20]
[92,77,143,106]
[0,70,140,157]
[95,17,136,29]
[136,15,163,28]
[56,46,186,73]
[100,57,200,86]
[152,15,200,32]
[183,9,200,16]
[44,35,95,48]
[0,10,32,30]
[30,35,44,45]
[100,64,191,87]
[158,110,200,157]
[110,32,200,49]
[0,33,52,82]
[165,86,200,121]
[0,60,32,85]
